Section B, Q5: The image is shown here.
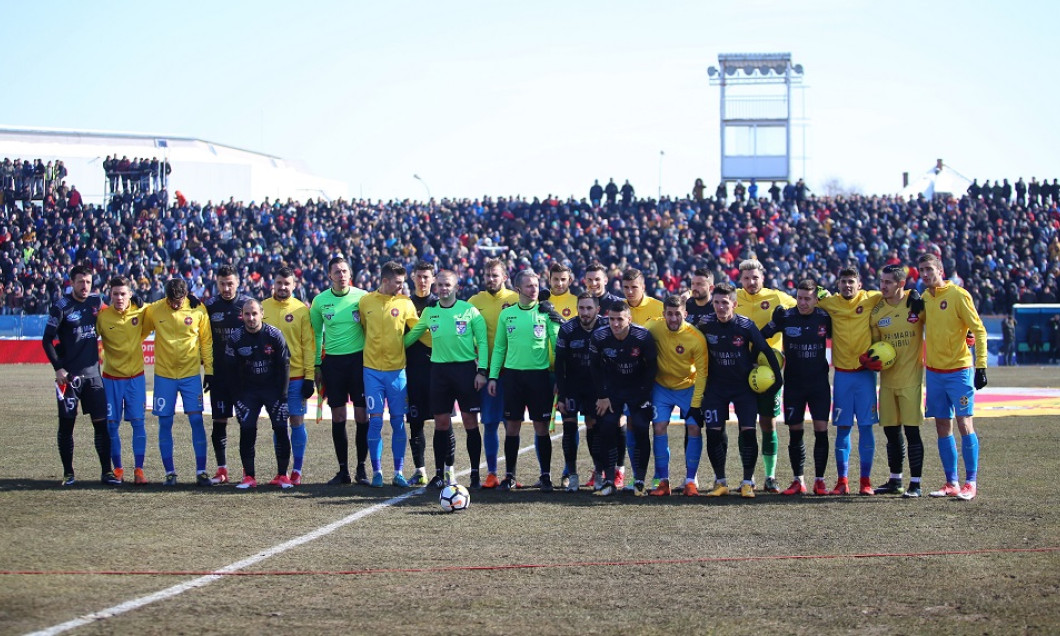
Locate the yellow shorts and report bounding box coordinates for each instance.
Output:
[878,385,923,427]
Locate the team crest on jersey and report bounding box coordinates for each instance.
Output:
[285,314,294,322]
[818,325,827,337]
[455,320,467,335]
[907,312,920,324]
[390,308,400,317]
[631,347,641,357]
[562,308,571,317]
[533,324,545,338]
[184,316,194,325]
[132,317,139,326]
[430,324,439,333]
[940,301,948,310]
[732,336,744,348]
[855,306,864,314]
[760,301,769,310]
[675,345,685,354]
[507,325,517,334]
[878,317,892,328]
[264,345,274,355]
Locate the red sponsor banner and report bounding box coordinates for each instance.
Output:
[1,338,155,365]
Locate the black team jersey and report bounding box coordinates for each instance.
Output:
[684,297,716,329]
[43,293,104,375]
[761,306,832,385]
[589,324,657,402]
[554,315,608,401]
[205,294,253,361]
[224,324,290,394]
[408,292,438,367]
[697,314,781,387]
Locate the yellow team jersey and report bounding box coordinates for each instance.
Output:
[469,288,520,353]
[870,298,925,389]
[818,290,881,371]
[97,304,146,379]
[549,291,579,322]
[359,291,419,372]
[141,298,213,378]
[647,319,708,408]
[262,296,315,381]
[628,296,664,326]
[923,282,988,371]
[736,287,797,348]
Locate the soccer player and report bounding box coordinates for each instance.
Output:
[403,270,488,488]
[225,300,292,489]
[619,267,664,486]
[547,262,579,321]
[698,283,782,499]
[684,268,715,329]
[869,265,926,497]
[583,261,622,309]
[359,261,419,487]
[262,266,315,485]
[554,292,607,491]
[588,300,657,496]
[42,265,120,486]
[469,258,519,488]
[917,253,988,500]
[487,270,562,491]
[97,275,149,484]
[734,258,796,492]
[405,261,438,486]
[646,296,707,496]
[141,278,213,486]
[761,280,832,496]
[202,264,252,485]
[309,256,369,485]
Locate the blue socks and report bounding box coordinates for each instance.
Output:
[391,416,407,473]
[108,420,123,469]
[159,416,175,473]
[290,424,307,472]
[188,413,207,472]
[834,426,852,478]
[483,421,500,473]
[686,435,703,482]
[368,414,384,472]
[857,425,875,479]
[961,433,979,482]
[368,415,407,473]
[654,433,669,480]
[131,419,146,468]
[938,434,959,483]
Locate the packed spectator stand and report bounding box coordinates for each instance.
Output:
[1,163,1058,323]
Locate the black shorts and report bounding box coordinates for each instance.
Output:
[429,361,481,415]
[598,395,651,430]
[501,368,553,423]
[559,394,596,422]
[210,379,234,419]
[701,383,757,429]
[406,344,432,422]
[783,381,831,426]
[234,390,288,429]
[57,372,107,420]
[321,352,366,409]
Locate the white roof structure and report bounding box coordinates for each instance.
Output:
[900,159,972,199]
[0,126,348,205]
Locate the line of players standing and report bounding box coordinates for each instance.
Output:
[43,252,988,501]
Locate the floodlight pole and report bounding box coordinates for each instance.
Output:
[413,174,431,201]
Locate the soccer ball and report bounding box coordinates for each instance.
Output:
[439,484,470,513]
[748,365,776,394]
[757,347,785,369]
[867,341,897,370]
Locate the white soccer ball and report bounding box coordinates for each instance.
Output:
[439,484,470,513]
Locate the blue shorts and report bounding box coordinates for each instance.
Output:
[364,367,407,417]
[652,384,694,425]
[832,370,878,427]
[287,378,307,417]
[104,374,146,422]
[480,382,505,425]
[925,368,974,419]
[153,375,204,416]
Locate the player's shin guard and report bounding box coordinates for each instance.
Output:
[585,425,597,471]
[654,433,670,480]
[738,428,758,482]
[57,418,76,474]
[762,430,778,478]
[834,426,852,478]
[504,432,520,476]
[562,421,579,474]
[789,428,805,478]
[188,413,207,473]
[390,416,407,473]
[367,415,384,473]
[904,426,923,480]
[211,420,227,467]
[433,428,447,471]
[354,419,368,467]
[409,420,426,470]
[290,424,307,473]
[961,433,979,483]
[884,426,905,475]
[624,427,636,470]
[631,425,651,481]
[483,421,500,473]
[92,418,112,471]
[158,415,175,473]
[705,428,727,481]
[107,420,122,469]
[616,425,627,469]
[536,434,552,475]
[857,425,875,479]
[239,420,257,477]
[331,420,349,471]
[446,427,457,468]
[813,430,829,479]
[131,418,146,468]
[938,434,959,483]
[273,422,291,475]
[466,427,482,470]
[685,434,703,482]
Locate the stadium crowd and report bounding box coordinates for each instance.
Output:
[1,174,1059,317]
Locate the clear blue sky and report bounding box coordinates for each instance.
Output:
[2,1,1055,201]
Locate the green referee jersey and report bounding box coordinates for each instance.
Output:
[309,286,367,364]
[403,300,489,368]
[489,302,560,378]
